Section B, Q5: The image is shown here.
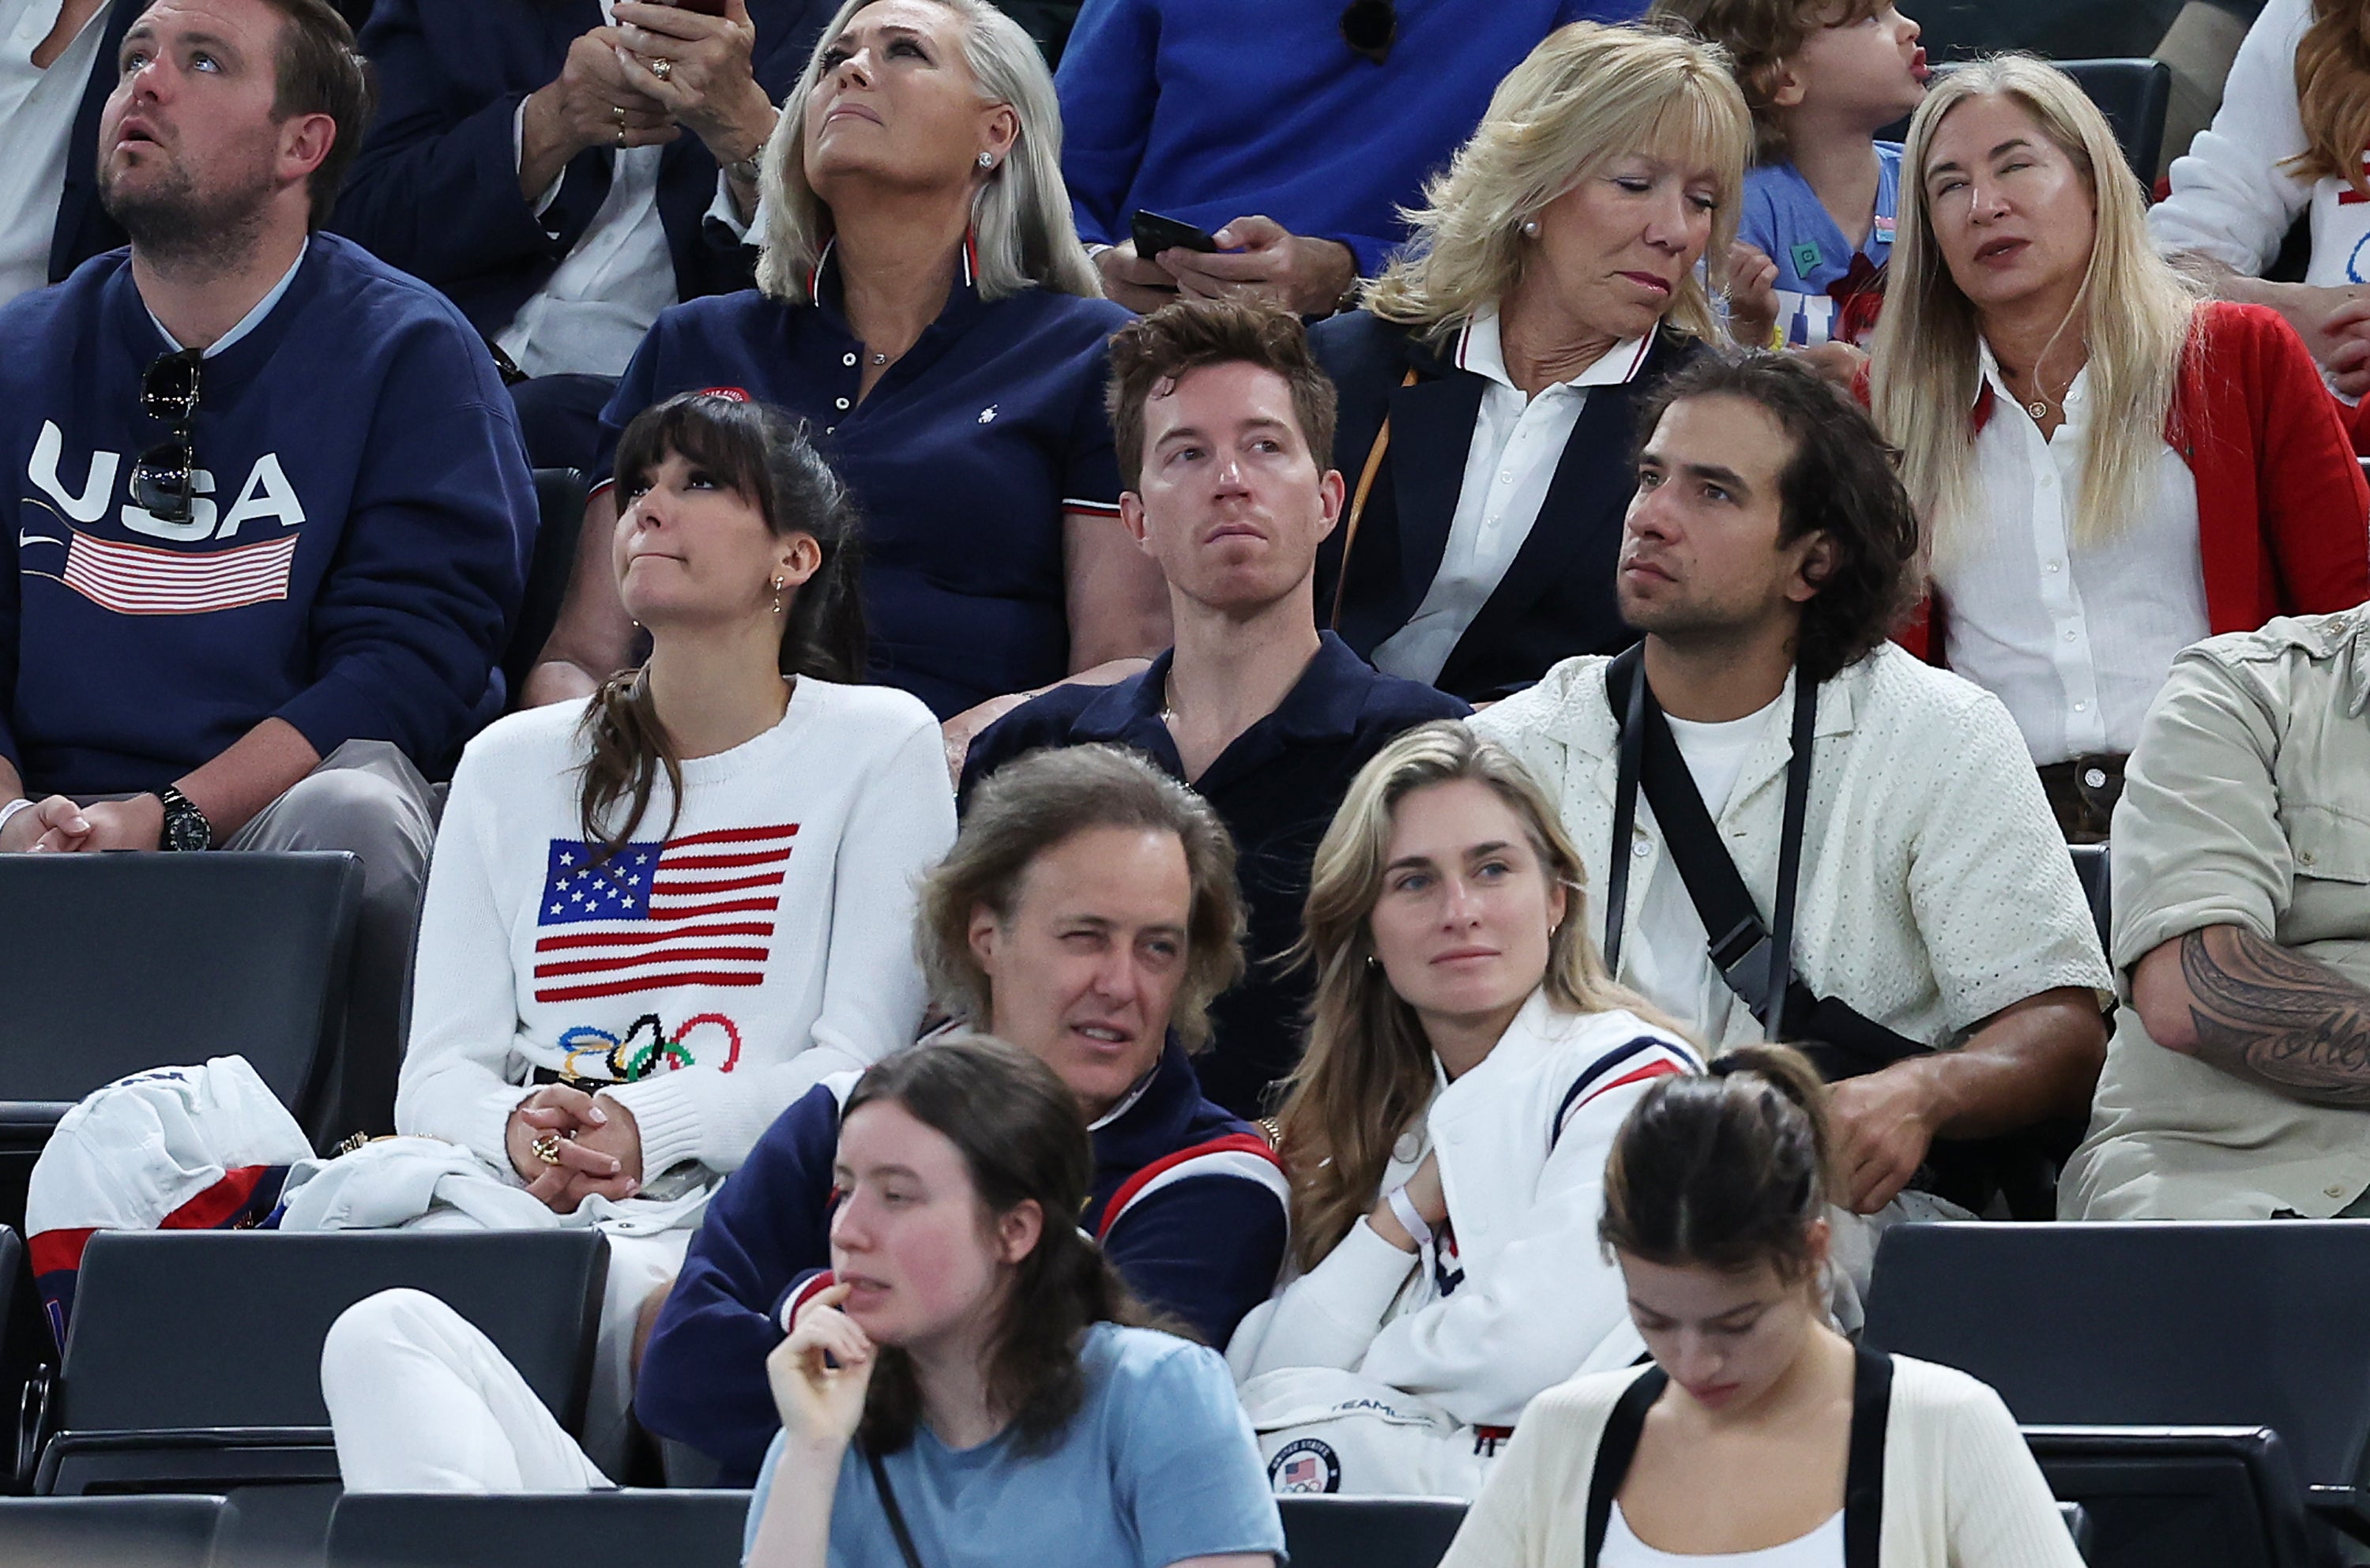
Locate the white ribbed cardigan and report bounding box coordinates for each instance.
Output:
[1437,1354,2083,1568]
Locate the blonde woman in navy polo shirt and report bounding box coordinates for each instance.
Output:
[525,0,1168,721]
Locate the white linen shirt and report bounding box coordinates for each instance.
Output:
[1931,346,2208,764]
[1371,312,1651,685]
[1471,645,2112,1056]
[0,0,106,307]
[497,1,755,381]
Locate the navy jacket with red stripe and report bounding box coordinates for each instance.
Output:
[634,1036,1289,1483]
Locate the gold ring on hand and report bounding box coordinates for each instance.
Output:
[649,57,675,81]
[531,1130,566,1167]
[611,104,626,126]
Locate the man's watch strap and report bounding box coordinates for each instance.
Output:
[154,785,213,852]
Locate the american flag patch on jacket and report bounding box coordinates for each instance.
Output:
[532,824,798,1002]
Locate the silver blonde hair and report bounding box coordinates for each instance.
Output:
[1868,55,2199,562]
[1365,21,1751,344]
[753,0,1102,305]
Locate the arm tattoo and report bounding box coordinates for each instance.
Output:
[2180,927,2370,1107]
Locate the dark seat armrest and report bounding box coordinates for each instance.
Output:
[2306,1485,2370,1547]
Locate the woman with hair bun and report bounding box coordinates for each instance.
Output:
[1438,1045,2081,1568]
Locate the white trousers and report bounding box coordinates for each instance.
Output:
[321,1228,687,1491]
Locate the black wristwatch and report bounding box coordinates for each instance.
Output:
[153,785,213,852]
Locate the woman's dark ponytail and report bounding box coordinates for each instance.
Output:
[1600,1042,1834,1281]
[576,392,866,862]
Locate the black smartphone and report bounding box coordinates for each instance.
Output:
[1130,209,1221,258]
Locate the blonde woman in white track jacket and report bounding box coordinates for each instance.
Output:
[1225,722,1701,1501]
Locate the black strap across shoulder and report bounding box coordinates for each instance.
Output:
[1843,1344,1894,1568]
[1583,1362,1668,1566]
[1582,1346,1894,1568]
[1599,647,1924,1079]
[865,1444,927,1568]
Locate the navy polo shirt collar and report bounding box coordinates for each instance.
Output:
[1071,630,1383,789]
[806,230,988,344]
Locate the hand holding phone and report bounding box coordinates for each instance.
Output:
[1130,209,1221,259]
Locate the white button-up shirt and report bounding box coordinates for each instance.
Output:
[0,0,107,308]
[1371,311,1651,686]
[497,0,755,381]
[1472,644,2112,1057]
[1932,345,2208,765]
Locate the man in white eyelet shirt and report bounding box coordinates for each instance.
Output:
[1474,353,2111,1272]
[0,0,112,307]
[1372,312,1653,686]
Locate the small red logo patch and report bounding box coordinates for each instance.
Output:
[698,386,751,402]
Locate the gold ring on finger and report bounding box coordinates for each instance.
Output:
[531,1130,565,1166]
[649,57,675,81]
[612,104,626,126]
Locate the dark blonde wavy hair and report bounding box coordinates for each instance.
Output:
[1272,721,1667,1270]
[2289,0,2370,197]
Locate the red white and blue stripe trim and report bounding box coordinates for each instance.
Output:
[1096,1132,1290,1242]
[1548,1035,1701,1149]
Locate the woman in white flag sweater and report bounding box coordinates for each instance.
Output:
[389,390,955,1461]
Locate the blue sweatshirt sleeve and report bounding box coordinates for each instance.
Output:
[271,323,532,765]
[1054,0,1161,249]
[634,1081,842,1481]
[331,0,605,289]
[1104,1175,1288,1349]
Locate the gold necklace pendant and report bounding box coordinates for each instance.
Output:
[2027,398,2050,421]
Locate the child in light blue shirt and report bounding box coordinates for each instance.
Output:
[1657,0,1932,350]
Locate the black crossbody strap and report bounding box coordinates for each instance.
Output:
[1584,1362,1669,1567]
[1606,652,1794,1035]
[1762,673,1819,1041]
[1604,657,1927,1074]
[1843,1346,1894,1568]
[865,1444,927,1568]
[1601,645,1649,972]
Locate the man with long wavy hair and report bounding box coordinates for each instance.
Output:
[1475,351,2110,1286]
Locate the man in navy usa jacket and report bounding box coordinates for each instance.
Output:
[0,0,533,1141]
[635,743,1292,1483]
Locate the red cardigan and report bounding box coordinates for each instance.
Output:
[1894,301,2370,662]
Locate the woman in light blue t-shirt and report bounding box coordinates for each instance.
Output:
[743,1035,1283,1568]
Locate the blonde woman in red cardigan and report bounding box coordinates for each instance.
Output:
[1868,55,2368,842]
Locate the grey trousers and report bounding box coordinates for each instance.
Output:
[220,739,440,1147]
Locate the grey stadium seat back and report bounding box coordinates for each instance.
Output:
[506,466,589,698]
[1865,1223,2370,1563]
[35,1229,606,1495]
[2028,1426,2318,1568]
[2068,841,2110,952]
[326,1488,754,1568]
[0,852,363,1126]
[1278,1494,1469,1568]
[0,1493,225,1568]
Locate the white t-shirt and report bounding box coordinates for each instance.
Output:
[0,0,106,308]
[1603,1504,1844,1567]
[1624,693,1786,1043]
[395,675,957,1182]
